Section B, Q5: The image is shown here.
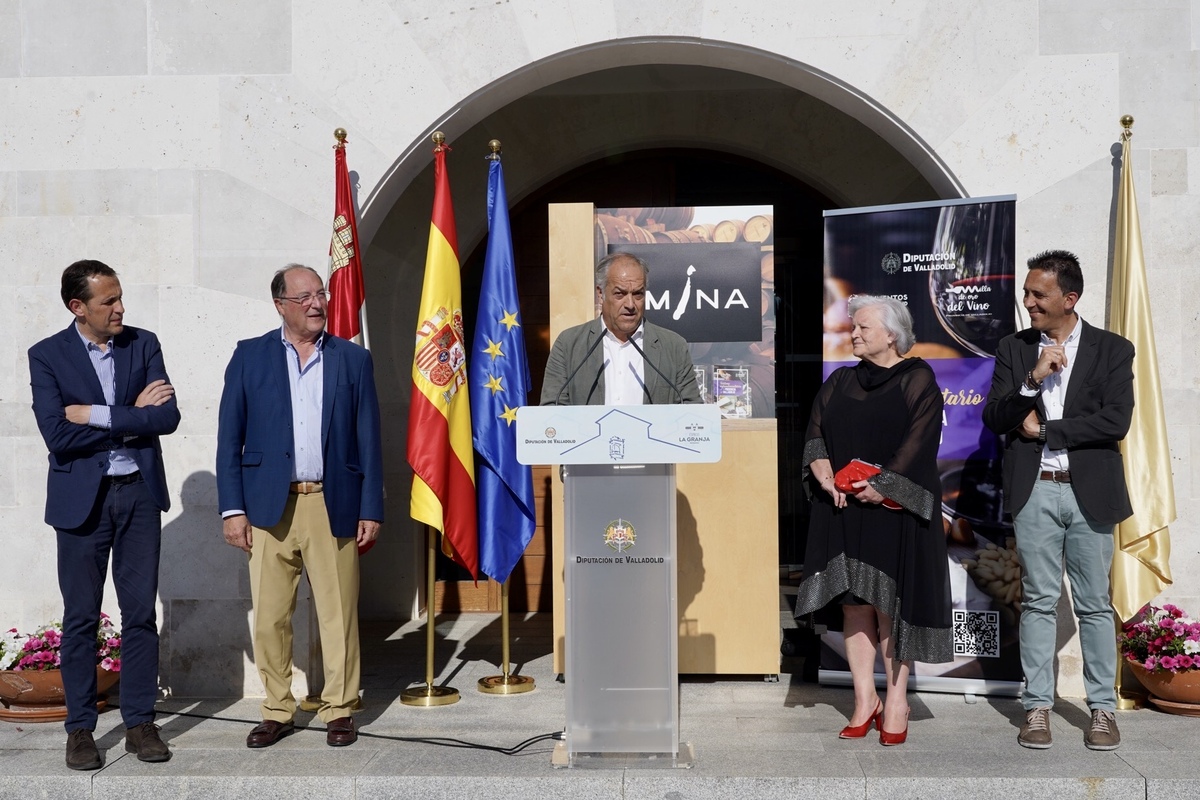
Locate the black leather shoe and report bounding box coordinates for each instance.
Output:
[125,722,171,762]
[326,716,357,747]
[66,729,102,771]
[246,719,295,748]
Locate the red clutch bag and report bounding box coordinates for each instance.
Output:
[833,459,901,510]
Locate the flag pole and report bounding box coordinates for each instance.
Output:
[401,525,460,706]
[479,578,535,694]
[1112,114,1148,711]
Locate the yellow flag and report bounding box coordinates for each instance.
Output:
[1108,124,1173,621]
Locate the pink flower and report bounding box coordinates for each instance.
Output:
[1178,655,1195,669]
[106,637,120,648]
[1144,657,1157,670]
[1160,656,1178,671]
[100,657,115,671]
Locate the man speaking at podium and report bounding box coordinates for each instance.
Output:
[541,252,702,406]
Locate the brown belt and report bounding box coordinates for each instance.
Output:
[1039,470,1071,483]
[289,481,323,494]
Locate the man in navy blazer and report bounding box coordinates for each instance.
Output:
[984,250,1134,752]
[29,260,180,770]
[217,264,383,749]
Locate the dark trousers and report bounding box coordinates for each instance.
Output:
[56,476,162,732]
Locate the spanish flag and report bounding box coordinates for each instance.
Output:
[407,141,478,579]
[1108,120,1173,621]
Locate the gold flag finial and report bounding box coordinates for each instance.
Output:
[432,130,446,152]
[1120,115,1134,141]
[333,127,347,149]
[487,139,502,161]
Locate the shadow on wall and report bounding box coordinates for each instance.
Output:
[158,470,253,699]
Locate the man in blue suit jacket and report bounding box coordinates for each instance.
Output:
[217,264,383,749]
[29,260,180,770]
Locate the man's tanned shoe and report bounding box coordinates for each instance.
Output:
[246,720,295,748]
[1018,707,1052,749]
[1085,709,1120,751]
[326,716,357,747]
[66,729,102,771]
[125,722,171,762]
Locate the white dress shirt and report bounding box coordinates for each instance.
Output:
[601,322,646,405]
[1019,315,1082,471]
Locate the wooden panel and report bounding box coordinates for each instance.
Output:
[548,203,595,672]
[676,426,779,674]
[547,203,780,676]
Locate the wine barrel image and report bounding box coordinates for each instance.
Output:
[639,207,695,231]
[595,214,656,256]
[745,214,774,244]
[662,229,705,244]
[761,251,775,285]
[713,219,746,243]
[608,207,696,231]
[689,223,716,242]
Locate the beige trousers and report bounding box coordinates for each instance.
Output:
[248,491,360,724]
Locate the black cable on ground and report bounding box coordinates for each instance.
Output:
[108,704,564,755]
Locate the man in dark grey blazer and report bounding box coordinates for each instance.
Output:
[983,250,1134,753]
[541,252,702,406]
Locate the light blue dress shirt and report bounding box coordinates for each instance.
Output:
[76,325,139,477]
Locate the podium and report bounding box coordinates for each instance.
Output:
[517,404,721,767]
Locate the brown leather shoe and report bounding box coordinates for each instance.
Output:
[326,716,357,747]
[66,729,102,771]
[125,721,171,762]
[246,719,295,748]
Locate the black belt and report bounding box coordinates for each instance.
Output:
[104,472,144,486]
[1039,470,1071,483]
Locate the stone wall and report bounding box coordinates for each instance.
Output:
[1,0,1196,698]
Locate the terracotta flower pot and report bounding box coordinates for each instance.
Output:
[0,668,119,723]
[1129,662,1200,704]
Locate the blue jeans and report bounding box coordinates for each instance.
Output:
[56,477,162,732]
[1014,479,1116,711]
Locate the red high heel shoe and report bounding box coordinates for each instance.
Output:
[879,710,910,745]
[839,701,883,739]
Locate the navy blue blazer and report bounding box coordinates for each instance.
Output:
[216,330,384,537]
[29,323,179,530]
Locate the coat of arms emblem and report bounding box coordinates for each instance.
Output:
[604,519,636,553]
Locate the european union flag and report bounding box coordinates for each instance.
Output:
[469,156,535,584]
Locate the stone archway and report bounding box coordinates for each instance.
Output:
[356,41,963,617]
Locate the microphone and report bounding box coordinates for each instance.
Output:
[555,329,605,405]
[627,333,682,405]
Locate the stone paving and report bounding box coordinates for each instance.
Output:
[1,612,1198,800]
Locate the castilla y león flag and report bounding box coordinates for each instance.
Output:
[407,143,479,579]
[326,138,368,346]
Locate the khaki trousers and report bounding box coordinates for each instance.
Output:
[248,491,360,723]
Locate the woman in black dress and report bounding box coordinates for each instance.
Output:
[794,295,952,745]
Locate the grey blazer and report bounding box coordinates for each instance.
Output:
[540,319,702,405]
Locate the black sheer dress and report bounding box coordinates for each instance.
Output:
[793,357,953,663]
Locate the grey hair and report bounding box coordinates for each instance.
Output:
[847,295,916,355]
[595,252,649,290]
[271,263,323,299]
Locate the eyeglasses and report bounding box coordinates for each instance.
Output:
[277,291,330,306]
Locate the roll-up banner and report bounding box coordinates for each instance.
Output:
[819,196,1024,694]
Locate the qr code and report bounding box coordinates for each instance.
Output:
[953,609,1000,657]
